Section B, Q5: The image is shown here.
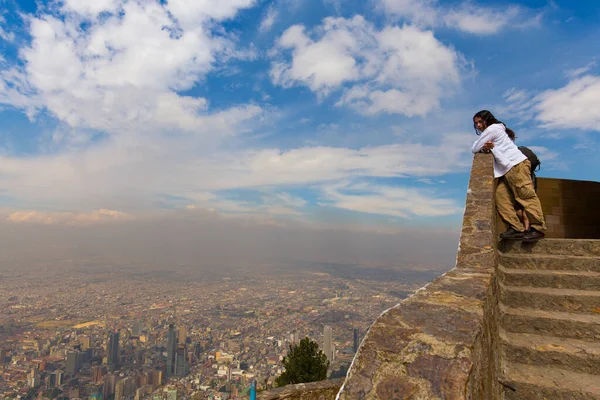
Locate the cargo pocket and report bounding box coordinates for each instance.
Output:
[515,183,536,201]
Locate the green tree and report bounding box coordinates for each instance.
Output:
[275,337,329,387]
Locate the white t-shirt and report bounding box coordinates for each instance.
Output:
[471,123,527,178]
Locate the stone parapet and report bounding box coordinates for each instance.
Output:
[336,154,501,399]
[257,379,344,400]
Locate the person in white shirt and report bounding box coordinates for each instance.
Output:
[472,110,546,242]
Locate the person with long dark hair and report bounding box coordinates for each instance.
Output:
[471,110,546,242]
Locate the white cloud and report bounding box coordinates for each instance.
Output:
[338,25,460,116]
[259,4,278,33]
[320,181,461,218]
[442,5,521,35]
[182,191,307,217]
[379,0,540,35]
[502,74,600,135]
[0,0,260,137]
[566,61,597,79]
[527,146,567,171]
[0,15,15,42]
[0,130,471,216]
[534,75,600,131]
[61,0,122,18]
[6,208,134,225]
[499,88,537,124]
[271,18,370,95]
[271,17,461,116]
[167,0,256,28]
[378,0,438,26]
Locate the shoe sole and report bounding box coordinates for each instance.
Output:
[522,237,544,243]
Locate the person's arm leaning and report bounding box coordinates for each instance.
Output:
[471,128,498,153]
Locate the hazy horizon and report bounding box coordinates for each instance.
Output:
[0,207,460,277]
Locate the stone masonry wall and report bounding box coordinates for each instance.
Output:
[336,154,501,399]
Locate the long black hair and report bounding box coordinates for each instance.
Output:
[473,110,516,141]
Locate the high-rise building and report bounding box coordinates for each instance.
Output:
[174,344,189,377]
[132,321,144,336]
[81,335,92,350]
[135,384,152,400]
[114,379,125,400]
[54,370,63,387]
[353,328,360,353]
[115,377,136,400]
[28,369,40,387]
[166,324,177,377]
[66,351,80,375]
[107,332,120,369]
[289,332,300,344]
[323,325,333,363]
[178,326,187,345]
[92,365,107,383]
[151,369,163,389]
[103,374,117,398]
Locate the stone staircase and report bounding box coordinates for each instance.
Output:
[498,239,600,399]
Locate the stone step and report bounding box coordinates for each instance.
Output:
[499,252,600,272]
[500,283,600,314]
[498,265,600,290]
[498,238,600,257]
[500,329,600,375]
[502,362,600,400]
[500,304,600,341]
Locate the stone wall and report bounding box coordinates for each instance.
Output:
[336,154,501,399]
[257,379,344,400]
[536,177,600,239]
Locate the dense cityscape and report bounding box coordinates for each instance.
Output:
[0,260,445,399]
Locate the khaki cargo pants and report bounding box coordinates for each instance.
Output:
[496,159,546,232]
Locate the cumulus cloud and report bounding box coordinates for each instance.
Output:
[270,18,371,95]
[6,208,134,225]
[0,0,259,136]
[270,16,462,116]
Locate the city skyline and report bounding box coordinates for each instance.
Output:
[0,261,422,398]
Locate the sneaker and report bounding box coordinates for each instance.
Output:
[522,228,545,243]
[499,228,524,240]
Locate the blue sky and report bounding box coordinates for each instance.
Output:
[0,0,599,230]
